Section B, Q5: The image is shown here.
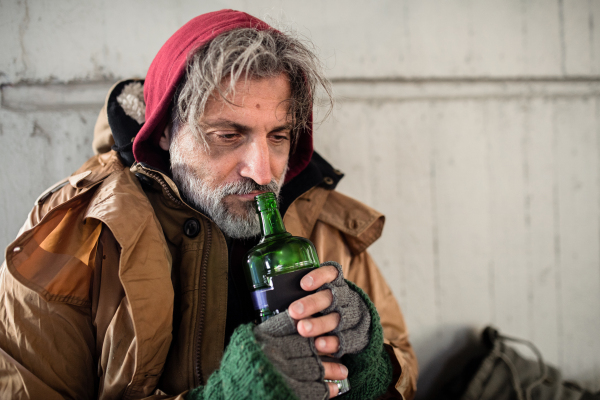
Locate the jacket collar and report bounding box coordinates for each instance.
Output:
[279,151,343,217]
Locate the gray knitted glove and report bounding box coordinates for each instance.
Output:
[253,311,329,400]
[318,261,371,358]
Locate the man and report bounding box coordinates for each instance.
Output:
[0,9,417,400]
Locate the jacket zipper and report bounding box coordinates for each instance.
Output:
[140,170,184,207]
[195,222,212,386]
[138,165,212,387]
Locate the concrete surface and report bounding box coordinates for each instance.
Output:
[1,0,599,397]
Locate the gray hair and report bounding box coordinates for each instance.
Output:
[171,27,333,149]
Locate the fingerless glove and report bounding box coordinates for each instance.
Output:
[254,311,329,400]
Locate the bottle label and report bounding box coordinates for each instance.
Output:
[251,267,317,314]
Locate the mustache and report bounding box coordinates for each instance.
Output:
[218,178,281,198]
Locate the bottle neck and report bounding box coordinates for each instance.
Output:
[259,208,288,238]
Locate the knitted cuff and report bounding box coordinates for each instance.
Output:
[185,324,298,400]
[339,281,394,400]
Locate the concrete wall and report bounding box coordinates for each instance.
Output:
[2,0,599,396]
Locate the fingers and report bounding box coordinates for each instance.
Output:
[300,264,339,291]
[328,382,339,398]
[315,335,340,355]
[289,289,333,319]
[297,312,340,337]
[323,362,348,398]
[323,361,348,381]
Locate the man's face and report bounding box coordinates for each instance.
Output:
[163,73,292,238]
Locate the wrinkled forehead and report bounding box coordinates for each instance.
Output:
[203,73,294,118]
[212,72,292,100]
[201,74,293,124]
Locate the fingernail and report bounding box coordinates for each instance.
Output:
[340,364,348,377]
[317,337,326,349]
[302,274,314,289]
[302,320,312,333]
[291,301,304,315]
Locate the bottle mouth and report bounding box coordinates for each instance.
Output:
[254,192,278,212]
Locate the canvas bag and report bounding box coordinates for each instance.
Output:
[459,327,599,400]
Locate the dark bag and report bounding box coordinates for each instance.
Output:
[458,327,599,400]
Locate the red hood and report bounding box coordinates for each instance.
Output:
[133,9,313,184]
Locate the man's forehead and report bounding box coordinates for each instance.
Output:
[213,73,291,98]
[203,74,293,115]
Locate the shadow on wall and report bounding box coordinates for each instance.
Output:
[414,325,483,400]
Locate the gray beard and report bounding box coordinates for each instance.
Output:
[169,134,285,239]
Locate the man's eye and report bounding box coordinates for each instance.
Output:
[217,133,240,140]
[271,134,290,142]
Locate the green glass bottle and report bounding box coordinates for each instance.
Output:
[244,192,350,395]
[244,192,320,322]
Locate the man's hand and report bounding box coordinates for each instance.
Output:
[255,262,371,399]
[288,263,371,397]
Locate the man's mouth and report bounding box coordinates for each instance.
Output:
[231,190,268,201]
[219,178,280,203]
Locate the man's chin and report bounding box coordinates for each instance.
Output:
[223,195,256,216]
[214,203,261,239]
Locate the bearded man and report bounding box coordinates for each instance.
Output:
[0,9,418,400]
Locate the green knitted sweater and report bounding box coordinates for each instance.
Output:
[185,281,393,400]
[185,323,298,400]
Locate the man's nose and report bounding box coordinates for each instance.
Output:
[239,138,272,186]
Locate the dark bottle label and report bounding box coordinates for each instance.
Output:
[251,267,317,314]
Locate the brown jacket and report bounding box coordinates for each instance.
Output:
[0,115,417,400]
